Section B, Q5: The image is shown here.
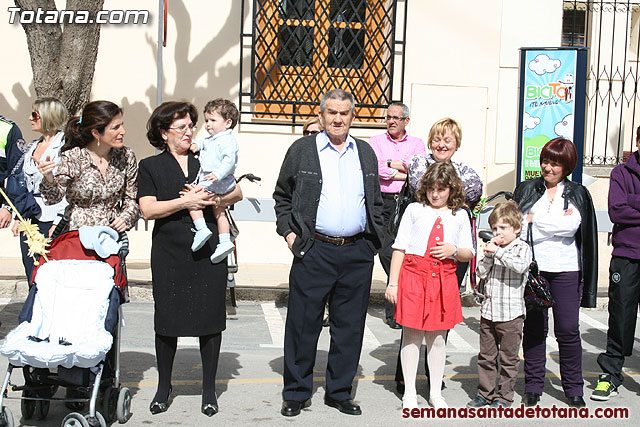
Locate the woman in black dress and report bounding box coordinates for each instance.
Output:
[137,102,242,417]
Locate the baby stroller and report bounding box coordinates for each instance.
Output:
[0,223,132,427]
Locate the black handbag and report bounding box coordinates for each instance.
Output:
[5,145,41,218]
[387,175,415,237]
[524,222,554,311]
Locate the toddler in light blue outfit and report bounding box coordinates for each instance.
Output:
[189,99,239,263]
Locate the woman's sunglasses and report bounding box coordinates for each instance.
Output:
[31,111,40,121]
[303,130,319,136]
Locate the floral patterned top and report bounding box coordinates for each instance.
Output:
[40,146,139,231]
[408,154,483,204]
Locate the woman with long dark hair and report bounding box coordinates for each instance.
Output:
[38,100,139,232]
[137,101,242,417]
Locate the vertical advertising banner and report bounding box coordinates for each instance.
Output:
[520,49,576,180]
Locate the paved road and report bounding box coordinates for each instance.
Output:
[0,300,638,426]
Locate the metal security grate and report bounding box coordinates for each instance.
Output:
[563,1,640,165]
[239,0,407,126]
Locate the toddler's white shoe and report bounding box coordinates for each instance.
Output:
[210,241,235,263]
[428,396,448,409]
[191,228,213,252]
[402,394,419,410]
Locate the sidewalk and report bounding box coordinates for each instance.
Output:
[0,256,611,309]
[0,256,390,303]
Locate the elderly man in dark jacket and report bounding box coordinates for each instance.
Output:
[592,126,640,401]
[273,89,385,417]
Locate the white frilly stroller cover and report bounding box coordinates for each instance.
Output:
[0,260,115,368]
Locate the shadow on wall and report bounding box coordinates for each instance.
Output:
[2,0,249,161]
[141,1,248,148]
[119,98,155,160]
[0,86,156,160]
[0,82,39,143]
[484,169,517,197]
[138,0,248,157]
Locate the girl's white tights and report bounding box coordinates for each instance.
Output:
[400,327,447,399]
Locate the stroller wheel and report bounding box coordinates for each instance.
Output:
[0,406,14,427]
[61,412,89,427]
[20,390,35,419]
[101,386,118,423]
[84,411,106,427]
[116,387,132,423]
[41,384,59,398]
[34,399,49,420]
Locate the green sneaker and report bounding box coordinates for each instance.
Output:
[591,374,618,401]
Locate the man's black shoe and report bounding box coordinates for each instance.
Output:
[385,318,402,330]
[523,392,540,407]
[281,399,310,417]
[324,396,362,415]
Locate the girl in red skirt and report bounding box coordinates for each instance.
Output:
[386,162,474,409]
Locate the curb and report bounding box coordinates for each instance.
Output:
[126,281,390,305]
[0,278,610,309]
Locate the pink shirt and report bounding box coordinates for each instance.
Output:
[368,132,426,193]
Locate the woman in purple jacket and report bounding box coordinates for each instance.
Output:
[592,127,640,401]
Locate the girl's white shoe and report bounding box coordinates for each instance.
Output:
[402,394,419,410]
[428,395,448,409]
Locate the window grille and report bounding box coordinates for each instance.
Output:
[239,0,407,126]
[563,1,640,165]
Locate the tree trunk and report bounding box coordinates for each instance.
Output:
[15,0,104,115]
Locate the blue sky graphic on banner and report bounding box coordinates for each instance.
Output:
[521,50,576,180]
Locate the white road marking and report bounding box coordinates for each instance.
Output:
[580,311,640,354]
[0,298,10,305]
[362,321,381,351]
[178,337,200,347]
[447,329,475,353]
[580,311,608,330]
[260,302,285,348]
[546,336,559,351]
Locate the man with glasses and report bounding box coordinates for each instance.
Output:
[0,115,26,229]
[274,89,385,417]
[368,103,426,329]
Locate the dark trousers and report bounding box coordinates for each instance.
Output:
[282,238,374,402]
[379,195,397,320]
[523,270,583,397]
[19,219,53,284]
[597,256,640,387]
[393,263,467,382]
[477,316,524,405]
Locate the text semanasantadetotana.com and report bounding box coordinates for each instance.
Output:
[7,7,150,25]
[403,405,629,419]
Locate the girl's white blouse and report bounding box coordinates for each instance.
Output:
[521,180,582,272]
[392,202,475,257]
